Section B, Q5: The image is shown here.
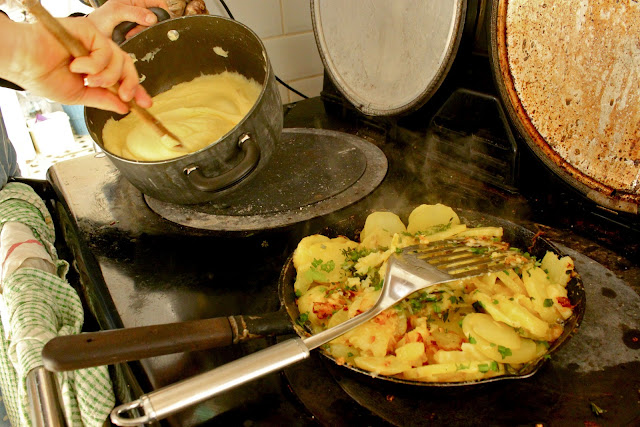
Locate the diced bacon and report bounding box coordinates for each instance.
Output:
[556,297,573,308]
[312,302,336,319]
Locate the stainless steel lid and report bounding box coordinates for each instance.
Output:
[311,0,467,116]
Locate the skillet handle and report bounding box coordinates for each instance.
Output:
[41,317,234,372]
[111,338,310,426]
[112,7,170,44]
[184,133,260,193]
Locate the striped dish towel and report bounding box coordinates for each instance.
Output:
[0,182,114,426]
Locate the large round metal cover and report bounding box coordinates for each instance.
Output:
[491,0,640,214]
[311,0,466,116]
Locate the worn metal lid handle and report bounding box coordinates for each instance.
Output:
[184,133,260,193]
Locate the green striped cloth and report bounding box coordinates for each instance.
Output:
[0,182,114,426]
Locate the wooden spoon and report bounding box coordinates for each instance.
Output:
[21,0,184,149]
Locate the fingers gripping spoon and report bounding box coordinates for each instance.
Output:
[21,0,184,149]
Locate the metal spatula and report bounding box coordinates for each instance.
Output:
[111,239,525,426]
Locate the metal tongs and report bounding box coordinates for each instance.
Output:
[111,239,523,426]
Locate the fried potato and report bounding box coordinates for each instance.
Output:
[360,211,407,249]
[406,203,460,235]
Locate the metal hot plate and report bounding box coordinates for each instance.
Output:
[145,128,388,232]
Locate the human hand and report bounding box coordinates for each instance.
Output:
[87,0,169,39]
[0,15,151,114]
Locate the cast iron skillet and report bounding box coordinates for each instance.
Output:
[281,208,586,386]
[43,209,585,386]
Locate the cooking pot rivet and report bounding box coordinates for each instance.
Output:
[238,133,251,147]
[167,30,179,41]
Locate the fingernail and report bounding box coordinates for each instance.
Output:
[145,13,157,25]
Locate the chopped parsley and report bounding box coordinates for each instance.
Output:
[543,298,554,308]
[470,247,488,254]
[478,363,489,373]
[320,260,335,273]
[415,220,453,237]
[590,402,606,417]
[490,361,499,371]
[373,276,384,291]
[342,247,375,263]
[498,345,512,359]
[468,335,477,344]
[296,312,309,327]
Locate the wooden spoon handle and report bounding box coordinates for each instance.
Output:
[23,0,183,146]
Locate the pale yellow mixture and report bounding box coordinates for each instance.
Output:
[102,72,262,161]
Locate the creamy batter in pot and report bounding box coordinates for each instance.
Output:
[103,72,262,161]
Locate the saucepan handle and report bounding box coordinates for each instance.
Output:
[184,133,261,192]
[42,316,234,372]
[112,7,170,44]
[110,338,310,426]
[41,310,294,372]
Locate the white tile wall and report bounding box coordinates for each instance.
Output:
[281,0,313,33]
[204,0,324,104]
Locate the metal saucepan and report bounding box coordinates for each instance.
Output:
[103,209,585,425]
[42,209,585,383]
[85,15,283,204]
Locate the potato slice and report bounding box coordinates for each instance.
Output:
[475,292,550,340]
[463,313,522,349]
[497,270,527,295]
[354,355,413,376]
[395,342,426,362]
[462,314,545,364]
[407,204,460,235]
[457,226,503,238]
[540,251,574,287]
[293,235,330,269]
[523,267,563,324]
[294,236,359,294]
[433,342,487,364]
[360,211,407,249]
[402,360,503,382]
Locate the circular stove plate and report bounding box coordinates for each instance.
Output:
[145,128,388,232]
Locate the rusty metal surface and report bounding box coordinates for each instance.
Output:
[491,0,640,214]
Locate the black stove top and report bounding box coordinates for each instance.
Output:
[43,87,640,426]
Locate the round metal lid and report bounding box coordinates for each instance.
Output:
[311,0,467,116]
[145,128,388,232]
[491,0,640,214]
